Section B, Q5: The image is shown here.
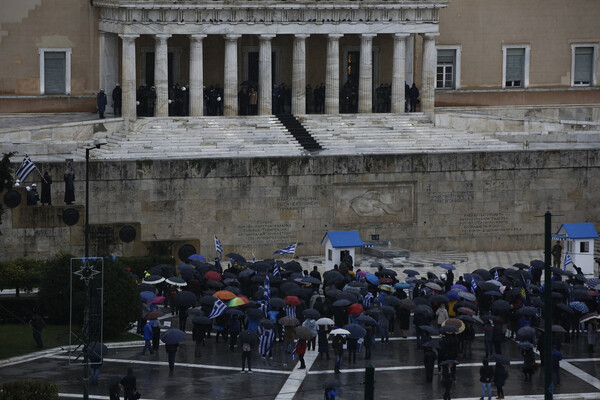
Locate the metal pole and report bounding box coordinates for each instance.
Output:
[544,210,553,400]
[83,147,91,400]
[364,364,375,400]
[85,148,90,258]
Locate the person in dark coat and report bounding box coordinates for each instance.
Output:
[112,84,122,117]
[30,312,45,348]
[363,325,374,360]
[119,368,136,400]
[346,337,358,364]
[332,334,346,374]
[409,83,419,112]
[40,171,52,205]
[165,343,179,374]
[26,185,39,205]
[398,306,411,338]
[480,358,494,400]
[442,362,455,400]
[97,89,107,118]
[318,325,330,360]
[424,346,437,382]
[494,362,509,399]
[64,162,75,205]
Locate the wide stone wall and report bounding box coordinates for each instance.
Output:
[1,149,598,261]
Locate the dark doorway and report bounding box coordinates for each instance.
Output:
[144,52,175,87]
[247,52,277,84]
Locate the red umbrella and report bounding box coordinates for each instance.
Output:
[284,295,301,306]
[348,303,364,316]
[378,277,393,284]
[205,271,222,281]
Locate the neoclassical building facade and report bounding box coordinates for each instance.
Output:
[0,0,598,113]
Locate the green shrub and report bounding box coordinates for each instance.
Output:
[37,253,140,339]
[0,258,44,297]
[0,296,37,323]
[0,380,59,400]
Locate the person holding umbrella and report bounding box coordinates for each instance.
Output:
[120,368,137,400]
[258,323,276,359]
[332,333,347,374]
[423,343,437,383]
[239,330,258,372]
[302,317,318,351]
[494,358,509,399]
[161,329,186,375]
[165,342,179,375]
[441,361,456,400]
[151,318,163,352]
[479,358,494,400]
[229,314,241,351]
[318,324,331,360]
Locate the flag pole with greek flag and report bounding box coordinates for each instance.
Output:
[273,243,297,257]
[214,235,223,260]
[16,155,42,183]
[563,251,573,271]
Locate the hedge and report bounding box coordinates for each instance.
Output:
[0,380,58,400]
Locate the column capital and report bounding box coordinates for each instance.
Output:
[190,34,207,41]
[361,33,377,39]
[294,34,310,39]
[328,33,344,40]
[394,33,411,40]
[225,34,242,41]
[260,34,276,40]
[420,32,440,40]
[155,34,172,40]
[119,34,139,41]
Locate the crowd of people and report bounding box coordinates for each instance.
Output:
[111,252,600,399]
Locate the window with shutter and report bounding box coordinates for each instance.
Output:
[44,52,66,94]
[574,46,593,86]
[505,48,525,87]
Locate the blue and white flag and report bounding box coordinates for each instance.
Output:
[252,253,257,263]
[285,305,296,318]
[494,270,499,281]
[214,235,223,259]
[563,251,573,270]
[470,278,478,294]
[260,302,269,318]
[363,292,374,308]
[16,156,37,182]
[273,263,280,277]
[209,298,228,319]
[264,275,272,300]
[273,243,296,255]
[291,339,298,360]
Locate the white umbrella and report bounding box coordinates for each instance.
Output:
[330,328,351,336]
[316,317,335,326]
[166,277,187,287]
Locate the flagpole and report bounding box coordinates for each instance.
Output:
[34,167,48,184]
[291,242,297,260]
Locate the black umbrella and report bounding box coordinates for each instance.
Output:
[423,340,440,349]
[246,308,265,320]
[161,329,187,344]
[301,276,321,285]
[342,324,367,339]
[513,263,529,269]
[385,296,402,307]
[356,315,378,326]
[457,315,478,324]
[303,309,321,319]
[333,299,352,307]
[227,253,247,263]
[379,268,398,277]
[429,294,449,304]
[174,291,197,307]
[491,299,510,315]
[206,280,223,289]
[413,297,429,306]
[530,260,545,270]
[259,319,275,329]
[199,295,217,306]
[239,269,255,279]
[472,269,492,281]
[455,301,478,311]
[572,290,591,301]
[516,306,538,318]
[530,296,544,308]
[381,305,396,316]
[187,308,204,317]
[138,283,156,293]
[556,303,574,314]
[323,270,344,284]
[418,325,437,335]
[226,308,245,317]
[491,354,510,365]
[551,281,568,291]
[325,288,342,298]
[414,304,434,317]
[517,326,536,341]
[403,269,420,276]
[283,261,303,273]
[336,291,359,303]
[269,297,286,309]
[192,316,212,325]
[478,282,500,292]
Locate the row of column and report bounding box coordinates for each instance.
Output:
[117,32,438,119]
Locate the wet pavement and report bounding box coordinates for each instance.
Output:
[1,251,599,399]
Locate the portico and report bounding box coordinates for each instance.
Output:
[95,0,447,119]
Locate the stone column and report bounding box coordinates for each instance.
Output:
[392,33,410,114]
[259,34,275,115]
[119,34,139,120]
[224,34,241,116]
[189,34,206,117]
[292,34,309,115]
[420,33,439,114]
[325,34,343,114]
[154,34,171,117]
[358,33,376,114]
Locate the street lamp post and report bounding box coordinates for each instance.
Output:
[83,142,105,400]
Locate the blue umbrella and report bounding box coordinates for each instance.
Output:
[403,269,420,276]
[439,263,456,271]
[451,284,468,292]
[140,291,156,303]
[342,324,367,339]
[161,329,187,344]
[484,290,502,297]
[365,273,379,285]
[446,290,461,301]
[188,254,206,261]
[394,282,411,290]
[570,301,589,314]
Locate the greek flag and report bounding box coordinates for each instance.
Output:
[470,278,478,294]
[260,302,269,318]
[563,251,573,270]
[273,243,296,255]
[291,339,298,360]
[264,275,271,300]
[285,305,296,317]
[16,156,37,182]
[209,298,228,319]
[273,263,280,277]
[363,292,374,308]
[214,235,223,258]
[494,270,499,281]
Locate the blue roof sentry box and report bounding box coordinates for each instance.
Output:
[552,222,599,240]
[321,231,364,248]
